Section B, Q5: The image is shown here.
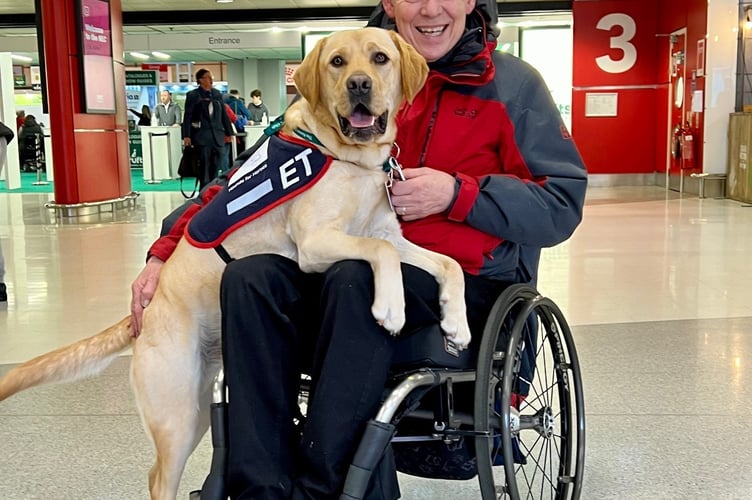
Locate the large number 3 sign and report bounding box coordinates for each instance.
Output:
[595,13,637,74]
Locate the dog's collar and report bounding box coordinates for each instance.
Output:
[293,128,324,147]
[267,114,401,177]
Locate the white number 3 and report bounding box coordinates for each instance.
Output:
[595,13,637,74]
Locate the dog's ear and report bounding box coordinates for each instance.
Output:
[389,31,429,104]
[294,36,326,110]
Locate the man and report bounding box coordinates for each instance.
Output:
[131,1,587,498]
[153,90,181,126]
[247,88,269,125]
[181,69,234,188]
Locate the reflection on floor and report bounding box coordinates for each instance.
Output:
[1,186,751,499]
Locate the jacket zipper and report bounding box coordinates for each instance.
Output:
[418,86,445,167]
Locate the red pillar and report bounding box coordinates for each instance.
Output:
[40,0,131,204]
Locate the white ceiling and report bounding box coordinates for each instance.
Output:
[0,0,569,65]
[0,0,557,14]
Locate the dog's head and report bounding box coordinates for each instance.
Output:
[293,28,428,147]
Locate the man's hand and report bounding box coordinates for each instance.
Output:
[389,167,456,221]
[130,256,165,337]
[224,135,233,143]
[183,137,192,147]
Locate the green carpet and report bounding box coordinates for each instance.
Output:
[0,169,185,193]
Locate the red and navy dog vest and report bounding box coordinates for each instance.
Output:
[186,133,332,248]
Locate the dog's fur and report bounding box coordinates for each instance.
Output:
[0,28,471,499]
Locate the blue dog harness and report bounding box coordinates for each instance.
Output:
[186,133,332,250]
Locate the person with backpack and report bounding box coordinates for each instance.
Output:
[224,89,252,133]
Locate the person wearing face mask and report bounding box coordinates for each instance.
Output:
[130,1,587,498]
[182,68,234,189]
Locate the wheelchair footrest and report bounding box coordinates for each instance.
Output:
[340,420,396,500]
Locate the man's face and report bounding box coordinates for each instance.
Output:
[382,0,475,63]
[198,72,214,89]
[160,91,171,104]
[251,95,262,105]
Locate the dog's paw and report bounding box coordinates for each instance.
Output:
[372,301,406,335]
[440,316,471,350]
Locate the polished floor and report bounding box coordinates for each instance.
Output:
[0,186,751,499]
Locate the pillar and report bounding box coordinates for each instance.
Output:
[0,53,21,189]
[39,0,131,205]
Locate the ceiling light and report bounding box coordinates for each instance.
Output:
[152,51,171,60]
[11,54,33,62]
[130,51,150,60]
[216,0,234,3]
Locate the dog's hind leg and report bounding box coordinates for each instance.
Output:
[130,320,212,500]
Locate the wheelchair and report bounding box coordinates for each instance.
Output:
[191,284,585,500]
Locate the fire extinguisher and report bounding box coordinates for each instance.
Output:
[672,124,683,160]
[679,121,695,169]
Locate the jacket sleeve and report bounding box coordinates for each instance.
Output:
[0,121,14,144]
[182,92,196,139]
[221,99,234,136]
[147,181,225,261]
[455,56,587,249]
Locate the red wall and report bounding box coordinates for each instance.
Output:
[572,0,707,175]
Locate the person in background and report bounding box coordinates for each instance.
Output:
[18,115,45,172]
[154,90,181,126]
[224,89,252,129]
[247,88,269,125]
[182,68,234,189]
[221,102,238,173]
[15,110,25,132]
[0,119,13,303]
[130,1,588,497]
[128,105,152,127]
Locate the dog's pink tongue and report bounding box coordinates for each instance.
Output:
[349,110,375,128]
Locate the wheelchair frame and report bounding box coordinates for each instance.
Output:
[193,284,585,500]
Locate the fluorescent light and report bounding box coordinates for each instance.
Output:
[11,54,33,62]
[130,51,150,60]
[216,0,234,3]
[151,51,171,60]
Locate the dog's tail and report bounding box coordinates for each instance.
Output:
[0,316,133,402]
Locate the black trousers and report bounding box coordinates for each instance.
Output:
[220,255,508,500]
[198,141,226,189]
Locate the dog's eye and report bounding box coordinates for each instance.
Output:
[331,55,345,67]
[373,52,389,65]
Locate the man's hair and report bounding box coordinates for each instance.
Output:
[195,68,210,83]
[250,89,262,98]
[230,89,240,96]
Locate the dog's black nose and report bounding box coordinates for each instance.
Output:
[347,74,372,97]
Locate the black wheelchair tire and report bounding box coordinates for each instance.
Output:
[474,284,586,500]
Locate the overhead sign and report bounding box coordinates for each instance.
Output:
[126,70,159,86]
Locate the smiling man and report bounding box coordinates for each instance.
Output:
[131,1,587,498]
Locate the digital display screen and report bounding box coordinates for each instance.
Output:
[79,0,116,113]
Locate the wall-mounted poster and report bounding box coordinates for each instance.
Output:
[78,0,116,113]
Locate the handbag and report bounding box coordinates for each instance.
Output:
[178,145,202,198]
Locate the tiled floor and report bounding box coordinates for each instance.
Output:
[1,186,751,499]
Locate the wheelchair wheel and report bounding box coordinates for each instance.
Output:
[474,284,585,499]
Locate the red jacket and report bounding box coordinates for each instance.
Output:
[391,15,587,281]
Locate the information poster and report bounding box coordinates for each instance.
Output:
[79,0,116,113]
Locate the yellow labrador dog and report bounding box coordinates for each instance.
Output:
[0,28,470,499]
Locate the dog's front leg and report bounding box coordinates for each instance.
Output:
[391,237,472,349]
[296,231,406,334]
